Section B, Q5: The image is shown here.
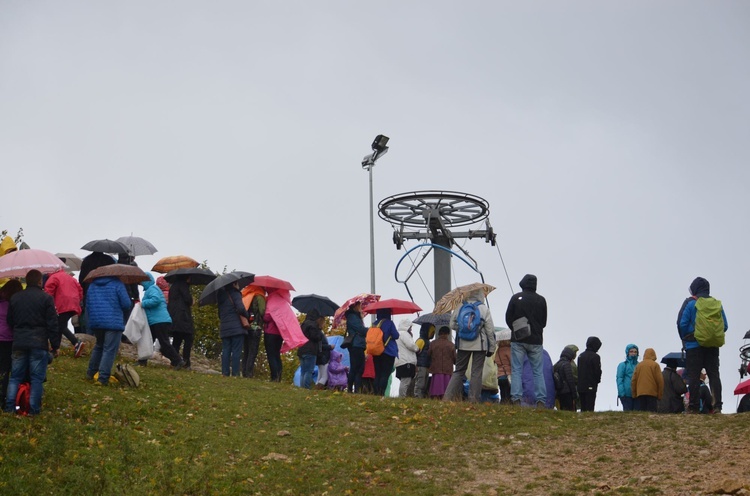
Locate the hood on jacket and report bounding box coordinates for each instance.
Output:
[0,236,17,256]
[376,308,392,321]
[643,348,657,361]
[519,274,537,292]
[560,346,576,361]
[140,272,155,289]
[689,277,710,297]
[495,327,511,342]
[398,319,413,334]
[304,308,322,322]
[419,323,435,340]
[330,349,343,362]
[625,343,639,358]
[565,344,579,358]
[468,288,486,302]
[586,336,602,352]
[156,276,170,292]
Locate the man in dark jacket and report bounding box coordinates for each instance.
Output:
[505,274,547,407]
[298,309,324,389]
[4,269,59,415]
[553,347,577,411]
[657,358,687,414]
[577,336,602,412]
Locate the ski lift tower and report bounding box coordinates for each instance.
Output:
[378,190,497,302]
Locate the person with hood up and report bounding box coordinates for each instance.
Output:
[445,287,496,403]
[631,348,664,412]
[44,268,86,358]
[218,282,250,377]
[297,309,324,389]
[553,347,577,411]
[493,328,512,404]
[677,276,728,413]
[345,302,369,393]
[505,274,547,407]
[657,358,687,414]
[413,323,435,398]
[167,275,195,369]
[616,344,640,411]
[394,319,419,397]
[85,273,131,385]
[140,272,185,370]
[326,349,348,391]
[577,336,602,412]
[372,308,399,396]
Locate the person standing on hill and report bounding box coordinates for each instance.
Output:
[168,275,195,369]
[44,268,85,358]
[372,309,399,396]
[631,348,664,412]
[85,274,131,385]
[577,336,602,412]
[505,274,547,408]
[677,277,728,413]
[413,323,435,398]
[553,347,577,411]
[657,358,687,414]
[298,309,324,389]
[394,319,419,397]
[616,344,640,411]
[140,273,186,370]
[345,302,369,393]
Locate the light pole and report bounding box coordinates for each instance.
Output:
[361,134,389,295]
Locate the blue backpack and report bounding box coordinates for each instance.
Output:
[456,301,482,341]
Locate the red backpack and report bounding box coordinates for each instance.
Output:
[15,382,31,416]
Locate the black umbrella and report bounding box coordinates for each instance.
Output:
[198,271,254,306]
[291,294,340,317]
[81,239,130,254]
[661,351,686,368]
[413,312,451,327]
[164,267,217,286]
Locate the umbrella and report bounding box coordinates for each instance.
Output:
[0,249,66,278]
[660,351,686,368]
[735,378,750,396]
[252,275,295,291]
[164,267,217,286]
[363,298,422,315]
[83,264,149,285]
[413,312,451,328]
[198,271,255,306]
[433,282,496,314]
[55,253,83,271]
[116,235,158,256]
[152,255,200,273]
[291,294,340,317]
[81,239,130,254]
[332,293,381,329]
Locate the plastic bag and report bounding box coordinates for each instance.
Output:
[124,303,154,360]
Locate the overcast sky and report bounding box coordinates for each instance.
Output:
[2,1,748,411]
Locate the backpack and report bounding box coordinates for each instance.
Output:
[553,363,565,394]
[693,297,725,348]
[15,382,31,416]
[456,301,482,341]
[114,363,140,387]
[365,321,388,356]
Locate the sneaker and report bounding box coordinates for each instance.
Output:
[74,342,85,358]
[173,360,187,371]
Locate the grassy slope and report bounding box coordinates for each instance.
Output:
[1,352,748,496]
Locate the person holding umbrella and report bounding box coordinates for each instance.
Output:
[298,309,325,389]
[372,308,400,396]
[218,282,250,377]
[345,302,370,394]
[139,273,186,370]
[168,275,195,369]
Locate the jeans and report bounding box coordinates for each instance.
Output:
[347,347,365,393]
[299,354,316,389]
[686,346,722,411]
[264,333,283,381]
[87,329,123,384]
[373,354,395,396]
[222,335,243,377]
[511,342,546,404]
[5,348,49,415]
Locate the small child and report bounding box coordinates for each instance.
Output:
[630,348,664,412]
[493,328,512,404]
[428,326,455,399]
[553,347,577,411]
[327,349,349,391]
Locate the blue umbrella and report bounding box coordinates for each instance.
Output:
[661,351,686,368]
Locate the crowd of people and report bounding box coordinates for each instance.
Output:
[0,231,735,417]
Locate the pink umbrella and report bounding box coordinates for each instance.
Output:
[332,293,381,329]
[252,275,295,291]
[363,298,422,315]
[0,249,66,278]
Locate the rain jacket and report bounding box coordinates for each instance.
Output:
[168,278,194,335]
[140,273,172,326]
[616,344,639,398]
[156,276,170,303]
[450,288,496,353]
[657,366,687,413]
[7,285,59,351]
[0,236,17,256]
[505,274,547,345]
[375,309,399,358]
[494,329,512,377]
[217,286,248,339]
[394,319,418,368]
[577,336,602,394]
[298,311,324,357]
[345,309,368,349]
[428,333,456,375]
[631,348,664,400]
[85,276,131,331]
[553,347,577,395]
[44,269,83,315]
[264,289,307,353]
[415,323,435,368]
[327,350,348,388]
[521,348,556,409]
[676,277,728,350]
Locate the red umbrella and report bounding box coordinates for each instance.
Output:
[0,249,66,278]
[332,293,381,329]
[252,275,295,291]
[735,378,750,396]
[363,298,422,315]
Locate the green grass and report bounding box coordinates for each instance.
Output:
[2,352,749,495]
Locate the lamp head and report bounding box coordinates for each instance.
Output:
[371,135,389,152]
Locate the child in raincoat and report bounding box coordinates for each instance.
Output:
[327,349,348,391]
